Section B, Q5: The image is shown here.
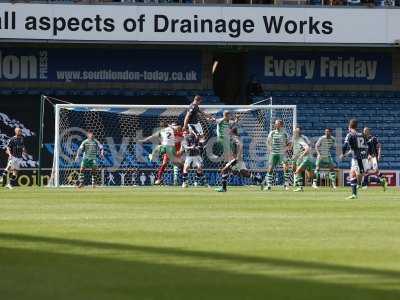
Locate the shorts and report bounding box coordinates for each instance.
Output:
[369,156,379,170]
[297,157,315,172]
[159,145,177,160]
[351,158,370,175]
[81,158,97,169]
[216,137,231,148]
[226,159,247,171]
[269,154,287,168]
[188,123,204,137]
[7,157,23,170]
[316,157,335,169]
[215,138,233,159]
[184,156,203,169]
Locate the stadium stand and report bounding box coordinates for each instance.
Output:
[0,88,222,104]
[254,91,400,170]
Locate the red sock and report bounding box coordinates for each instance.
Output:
[157,164,167,180]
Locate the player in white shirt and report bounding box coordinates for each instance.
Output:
[139,123,183,185]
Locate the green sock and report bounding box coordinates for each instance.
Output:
[315,171,320,182]
[283,171,290,186]
[267,172,273,186]
[91,170,98,186]
[78,172,84,184]
[173,166,179,185]
[329,172,336,185]
[294,174,303,187]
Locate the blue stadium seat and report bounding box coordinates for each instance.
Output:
[0,89,12,95]
[122,90,136,97]
[176,90,189,97]
[27,89,41,96]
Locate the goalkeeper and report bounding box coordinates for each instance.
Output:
[75,131,104,188]
[265,119,291,191]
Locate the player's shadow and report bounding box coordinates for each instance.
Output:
[0,232,399,300]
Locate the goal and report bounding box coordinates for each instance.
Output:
[50,104,296,187]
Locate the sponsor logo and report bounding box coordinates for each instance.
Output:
[343,171,398,187]
[0,50,47,80]
[264,56,379,81]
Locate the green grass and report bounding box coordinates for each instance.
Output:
[0,186,399,300]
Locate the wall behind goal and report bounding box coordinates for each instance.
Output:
[247,48,400,91]
[0,45,213,91]
[248,51,392,85]
[1,45,400,92]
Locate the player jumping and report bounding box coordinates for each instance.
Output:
[362,127,387,190]
[183,95,214,143]
[292,127,317,192]
[215,111,239,160]
[75,131,104,188]
[314,128,337,189]
[0,128,28,189]
[216,126,262,192]
[180,131,206,188]
[340,119,369,199]
[265,119,291,191]
[140,124,183,185]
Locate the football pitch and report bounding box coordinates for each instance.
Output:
[0,187,399,300]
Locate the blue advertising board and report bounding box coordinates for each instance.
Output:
[248,52,392,84]
[0,48,201,83]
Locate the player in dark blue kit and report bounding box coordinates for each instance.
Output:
[183,95,214,144]
[362,127,387,190]
[180,131,206,188]
[340,119,369,199]
[0,128,28,189]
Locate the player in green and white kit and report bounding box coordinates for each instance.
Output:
[265,119,290,190]
[314,128,337,189]
[140,123,183,185]
[292,127,316,192]
[158,125,179,161]
[75,131,104,188]
[141,124,179,162]
[216,126,262,192]
[216,111,238,141]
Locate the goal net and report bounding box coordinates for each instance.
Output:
[50,104,296,187]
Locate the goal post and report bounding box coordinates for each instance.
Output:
[50,104,296,187]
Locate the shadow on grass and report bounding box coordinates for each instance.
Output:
[0,232,399,300]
